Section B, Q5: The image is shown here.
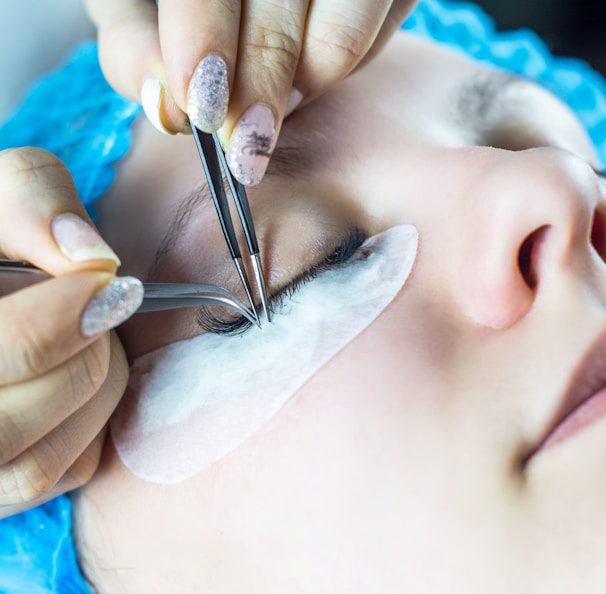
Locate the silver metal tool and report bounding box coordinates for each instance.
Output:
[153,0,270,323]
[190,126,272,323]
[0,260,257,324]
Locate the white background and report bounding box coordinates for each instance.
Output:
[0,0,95,123]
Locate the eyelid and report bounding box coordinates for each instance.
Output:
[196,225,368,335]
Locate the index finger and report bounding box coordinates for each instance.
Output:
[0,148,118,275]
[0,148,143,382]
[295,0,417,102]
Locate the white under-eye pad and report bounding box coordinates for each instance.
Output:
[111,224,418,484]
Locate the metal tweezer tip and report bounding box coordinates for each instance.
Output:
[233,257,261,327]
[251,253,271,323]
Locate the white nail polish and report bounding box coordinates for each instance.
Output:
[187,54,229,133]
[284,86,304,118]
[141,77,173,135]
[81,277,144,337]
[52,213,121,266]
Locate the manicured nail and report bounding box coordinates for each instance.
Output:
[187,54,229,133]
[81,277,144,337]
[226,103,276,186]
[141,77,174,135]
[52,213,121,266]
[284,86,304,118]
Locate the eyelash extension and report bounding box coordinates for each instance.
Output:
[195,225,368,336]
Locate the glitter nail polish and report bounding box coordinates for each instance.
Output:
[226,103,276,186]
[81,277,144,337]
[187,54,229,133]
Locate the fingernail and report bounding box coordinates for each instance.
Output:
[141,77,174,135]
[52,213,121,266]
[187,54,229,133]
[226,103,276,186]
[284,86,304,118]
[81,277,144,337]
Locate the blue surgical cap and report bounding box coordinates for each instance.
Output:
[1,0,606,591]
[0,42,140,221]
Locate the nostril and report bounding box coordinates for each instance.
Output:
[518,226,549,290]
[518,234,537,290]
[591,207,606,263]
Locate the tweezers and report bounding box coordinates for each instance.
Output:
[190,126,271,323]
[152,0,270,323]
[0,260,257,324]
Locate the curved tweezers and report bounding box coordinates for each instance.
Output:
[137,282,257,323]
[0,260,257,325]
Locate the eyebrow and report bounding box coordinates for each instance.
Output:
[196,224,366,334]
[147,67,521,283]
[455,69,525,138]
[146,183,206,281]
[146,138,316,282]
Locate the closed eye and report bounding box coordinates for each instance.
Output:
[196,225,367,335]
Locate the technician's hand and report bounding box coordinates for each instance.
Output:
[0,148,143,518]
[86,0,417,185]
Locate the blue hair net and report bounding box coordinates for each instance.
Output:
[1,0,606,590]
[0,42,140,221]
[403,0,606,160]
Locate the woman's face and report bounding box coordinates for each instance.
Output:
[76,32,606,592]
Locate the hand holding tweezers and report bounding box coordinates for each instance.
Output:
[0,260,257,324]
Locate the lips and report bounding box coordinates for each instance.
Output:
[528,329,606,459]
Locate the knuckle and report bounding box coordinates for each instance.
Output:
[95,13,159,101]
[68,456,98,489]
[5,320,53,381]
[0,410,24,466]
[0,147,65,182]
[0,310,110,387]
[307,20,371,74]
[64,339,111,409]
[215,0,239,22]
[246,24,301,81]
[99,15,133,58]
[0,147,34,178]
[64,437,104,489]
[0,454,58,505]
[0,147,75,205]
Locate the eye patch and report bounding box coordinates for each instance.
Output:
[111,224,419,484]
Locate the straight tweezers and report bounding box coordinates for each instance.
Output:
[190,127,271,323]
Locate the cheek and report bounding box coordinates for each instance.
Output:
[82,326,476,593]
[196,321,469,587]
[80,255,484,592]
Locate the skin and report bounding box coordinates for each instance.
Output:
[86,0,415,141]
[74,32,606,592]
[0,148,129,518]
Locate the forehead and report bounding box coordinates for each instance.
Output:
[274,34,518,172]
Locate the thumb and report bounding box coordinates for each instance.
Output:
[0,148,142,384]
[0,148,120,275]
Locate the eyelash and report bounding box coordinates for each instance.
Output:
[197,165,605,335]
[196,226,368,336]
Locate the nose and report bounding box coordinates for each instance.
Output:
[449,148,605,329]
